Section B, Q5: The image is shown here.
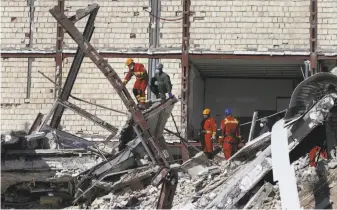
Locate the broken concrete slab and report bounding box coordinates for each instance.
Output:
[173,200,195,210]
[2,134,19,144]
[181,152,211,178]
[110,166,159,193]
[229,132,271,161]
[205,146,272,209]
[243,182,273,209]
[328,160,337,169]
[1,150,102,193]
[271,119,300,209]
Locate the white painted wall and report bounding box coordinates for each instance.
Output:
[204,78,294,121]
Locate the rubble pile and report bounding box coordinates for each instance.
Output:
[259,154,337,209]
[87,159,241,209]
[85,142,337,210]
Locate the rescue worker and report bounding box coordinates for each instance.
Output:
[199,109,217,159]
[309,146,328,167]
[220,108,241,160]
[150,63,174,100]
[123,58,148,106]
[259,118,270,135]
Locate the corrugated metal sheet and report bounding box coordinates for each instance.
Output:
[190,58,303,78]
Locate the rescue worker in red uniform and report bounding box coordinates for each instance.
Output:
[200,109,217,159]
[123,58,148,105]
[309,146,328,167]
[219,108,241,160]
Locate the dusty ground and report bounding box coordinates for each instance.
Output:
[300,167,337,209]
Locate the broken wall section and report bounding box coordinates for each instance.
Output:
[0,57,182,139]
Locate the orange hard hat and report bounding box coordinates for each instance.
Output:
[125,58,134,66]
[203,109,211,115]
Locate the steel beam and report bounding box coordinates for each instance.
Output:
[309,0,318,74]
[2,52,336,60]
[50,5,99,128]
[49,5,174,168]
[26,0,35,99]
[0,52,181,59]
[68,3,99,23]
[181,0,191,161]
[58,100,118,135]
[148,0,161,100]
[190,54,310,60]
[28,113,44,134]
[55,0,65,98]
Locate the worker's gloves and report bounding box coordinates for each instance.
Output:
[154,81,158,85]
[168,92,174,98]
[123,80,128,85]
[211,136,216,141]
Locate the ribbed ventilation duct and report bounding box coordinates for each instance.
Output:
[285,73,337,120]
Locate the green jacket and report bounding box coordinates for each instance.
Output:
[155,72,172,93]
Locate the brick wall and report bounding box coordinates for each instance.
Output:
[0,57,181,135]
[34,0,57,49]
[317,0,337,52]
[2,0,337,52]
[190,0,310,52]
[1,0,151,50]
[63,0,150,50]
[0,0,30,49]
[160,0,182,48]
[1,58,56,131]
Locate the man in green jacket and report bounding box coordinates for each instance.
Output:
[150,63,174,100]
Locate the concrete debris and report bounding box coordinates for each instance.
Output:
[86,92,337,209]
[328,160,337,169]
[1,134,19,144]
[243,182,274,209]
[258,156,337,209]
[86,159,233,209]
[181,152,211,178]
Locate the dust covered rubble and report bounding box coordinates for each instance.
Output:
[85,152,337,209]
[259,154,337,209]
[88,160,242,209]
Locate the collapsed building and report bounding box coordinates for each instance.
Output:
[1,3,337,210]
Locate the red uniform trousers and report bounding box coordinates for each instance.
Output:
[133,79,147,104]
[220,116,240,160]
[223,136,238,160]
[309,146,328,167]
[203,132,213,153]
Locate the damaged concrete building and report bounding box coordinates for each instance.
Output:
[1,0,337,209]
